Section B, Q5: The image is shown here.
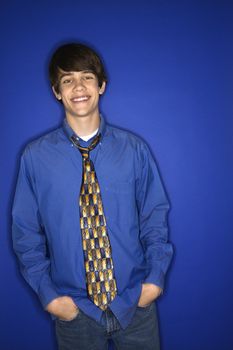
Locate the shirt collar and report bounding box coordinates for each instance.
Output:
[62,114,106,143]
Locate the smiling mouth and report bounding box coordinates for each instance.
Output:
[71,96,90,102]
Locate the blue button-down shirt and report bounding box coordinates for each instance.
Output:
[12,115,173,329]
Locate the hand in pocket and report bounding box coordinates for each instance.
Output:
[138,283,162,307]
[46,296,79,321]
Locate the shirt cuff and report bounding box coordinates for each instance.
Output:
[143,267,165,290]
[38,275,60,309]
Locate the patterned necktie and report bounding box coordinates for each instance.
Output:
[70,133,117,310]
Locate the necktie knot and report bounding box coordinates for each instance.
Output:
[70,134,101,159]
[80,149,89,160]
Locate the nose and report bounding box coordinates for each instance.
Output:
[73,78,86,91]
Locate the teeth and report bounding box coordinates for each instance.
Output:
[73,96,89,102]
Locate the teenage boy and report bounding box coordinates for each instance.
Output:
[12,43,173,350]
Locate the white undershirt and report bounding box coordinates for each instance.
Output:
[80,128,99,141]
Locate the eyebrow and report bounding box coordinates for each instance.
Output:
[59,72,73,81]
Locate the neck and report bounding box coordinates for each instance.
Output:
[66,114,100,137]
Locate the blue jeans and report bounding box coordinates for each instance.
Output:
[55,303,160,350]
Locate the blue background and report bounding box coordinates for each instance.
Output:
[1,1,233,349]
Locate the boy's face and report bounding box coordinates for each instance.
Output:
[52,69,105,121]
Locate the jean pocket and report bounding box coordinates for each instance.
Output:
[57,309,81,324]
[136,303,154,312]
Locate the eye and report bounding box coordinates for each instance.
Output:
[84,74,95,80]
[62,78,72,84]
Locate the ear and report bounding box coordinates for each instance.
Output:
[52,86,62,101]
[99,81,106,95]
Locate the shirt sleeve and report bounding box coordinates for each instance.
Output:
[12,147,59,308]
[136,142,173,290]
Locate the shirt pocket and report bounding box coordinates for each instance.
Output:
[104,179,134,194]
[98,177,136,226]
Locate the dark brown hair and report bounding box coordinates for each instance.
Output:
[49,43,107,93]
